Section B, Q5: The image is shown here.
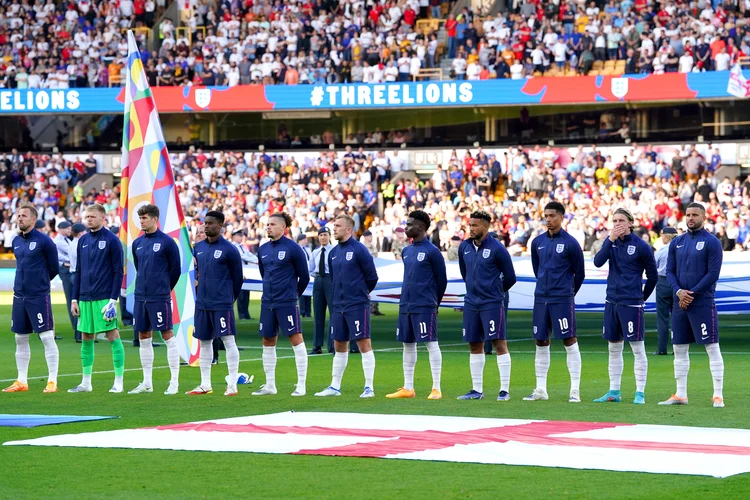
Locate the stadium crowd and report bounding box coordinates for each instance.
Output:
[1,0,749,89]
[3,141,748,259]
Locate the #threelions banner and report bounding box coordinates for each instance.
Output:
[118,31,199,365]
[6,412,750,478]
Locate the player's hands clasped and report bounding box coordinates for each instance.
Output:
[677,289,694,310]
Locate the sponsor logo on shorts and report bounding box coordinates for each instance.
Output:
[556,244,564,253]
[627,245,636,255]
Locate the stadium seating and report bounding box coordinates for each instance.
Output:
[0,0,744,88]
[4,143,745,260]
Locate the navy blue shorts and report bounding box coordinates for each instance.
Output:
[533,301,577,341]
[672,304,719,345]
[397,311,438,343]
[259,306,302,338]
[603,302,645,342]
[133,300,173,334]
[12,295,53,334]
[331,306,370,342]
[193,308,236,341]
[462,308,505,343]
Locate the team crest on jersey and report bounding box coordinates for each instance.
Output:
[153,243,161,252]
[346,251,354,261]
[696,241,705,251]
[29,242,36,250]
[214,250,223,259]
[627,245,636,255]
[98,241,106,250]
[278,251,286,260]
[417,252,426,262]
[534,326,538,334]
[556,244,564,253]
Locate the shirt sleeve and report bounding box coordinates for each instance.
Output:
[593,238,612,268]
[359,245,379,293]
[257,245,265,278]
[690,237,723,296]
[167,237,181,291]
[132,237,140,272]
[666,238,679,294]
[641,242,658,301]
[228,245,244,301]
[458,242,467,281]
[308,248,317,274]
[294,244,311,298]
[44,238,59,282]
[72,237,82,301]
[109,233,124,301]
[431,247,448,307]
[530,237,539,277]
[571,238,585,295]
[496,244,517,292]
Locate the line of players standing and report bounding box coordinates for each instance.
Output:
[3,200,726,407]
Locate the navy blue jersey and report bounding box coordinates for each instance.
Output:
[257,236,310,308]
[593,233,658,305]
[458,236,516,311]
[132,229,181,302]
[400,239,447,313]
[12,229,59,298]
[666,228,723,307]
[72,228,123,302]
[194,236,243,311]
[328,237,378,313]
[531,229,585,303]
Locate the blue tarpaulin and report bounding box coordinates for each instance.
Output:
[0,414,118,428]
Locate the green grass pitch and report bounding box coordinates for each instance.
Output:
[1,298,749,499]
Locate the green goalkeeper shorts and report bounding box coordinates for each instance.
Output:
[78,299,118,334]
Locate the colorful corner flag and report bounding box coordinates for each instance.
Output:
[119,31,199,365]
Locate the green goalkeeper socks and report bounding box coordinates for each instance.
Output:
[111,338,125,378]
[81,340,95,376]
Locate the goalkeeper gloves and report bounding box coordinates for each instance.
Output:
[102,299,118,322]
